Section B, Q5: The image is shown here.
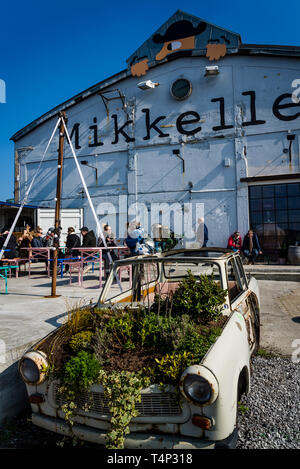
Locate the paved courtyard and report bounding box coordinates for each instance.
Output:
[0,263,104,357]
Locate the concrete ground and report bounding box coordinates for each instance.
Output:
[0,263,107,423]
[0,263,103,355]
[255,279,300,357]
[0,262,299,423]
[244,265,300,356]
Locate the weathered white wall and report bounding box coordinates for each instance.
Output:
[15,54,300,246]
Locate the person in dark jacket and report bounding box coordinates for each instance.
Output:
[66,227,81,258]
[80,226,96,247]
[43,228,55,247]
[242,229,262,264]
[0,226,18,261]
[80,226,97,274]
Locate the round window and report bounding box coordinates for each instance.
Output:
[171,78,192,100]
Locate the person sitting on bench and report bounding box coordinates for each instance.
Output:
[242,229,262,265]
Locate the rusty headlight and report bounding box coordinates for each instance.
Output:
[180,365,219,406]
[19,351,48,385]
[183,375,212,404]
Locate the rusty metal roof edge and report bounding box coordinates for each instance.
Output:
[10,67,130,143]
[240,43,300,51]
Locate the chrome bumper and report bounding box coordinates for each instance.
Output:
[32,413,218,449]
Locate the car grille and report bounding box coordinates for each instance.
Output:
[53,384,182,417]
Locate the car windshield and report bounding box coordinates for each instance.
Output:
[99,257,223,305]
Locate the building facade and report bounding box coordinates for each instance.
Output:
[11,10,300,255]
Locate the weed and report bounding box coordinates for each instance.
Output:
[238,401,249,414]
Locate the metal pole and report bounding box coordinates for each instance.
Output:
[47,111,67,298]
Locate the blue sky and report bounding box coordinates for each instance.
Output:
[1,0,300,201]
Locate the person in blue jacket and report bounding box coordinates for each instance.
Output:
[242,229,262,264]
[125,221,146,255]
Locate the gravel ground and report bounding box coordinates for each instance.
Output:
[236,355,300,449]
[0,356,299,449]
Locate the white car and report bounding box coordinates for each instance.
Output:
[19,248,260,449]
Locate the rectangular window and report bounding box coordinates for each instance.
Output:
[249,182,300,254]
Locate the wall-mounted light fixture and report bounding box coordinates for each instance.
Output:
[173,149,185,173]
[205,66,219,77]
[137,80,160,90]
[80,160,98,184]
[286,133,296,167]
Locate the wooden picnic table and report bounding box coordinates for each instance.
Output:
[71,246,130,288]
[21,247,52,277]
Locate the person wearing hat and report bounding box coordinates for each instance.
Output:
[80,226,96,248]
[131,19,207,77]
[227,231,242,252]
[43,227,55,247]
[80,226,97,274]
[153,19,207,62]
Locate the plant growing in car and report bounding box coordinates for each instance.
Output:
[51,272,227,448]
[153,271,227,324]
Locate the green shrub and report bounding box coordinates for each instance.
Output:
[56,272,228,449]
[99,370,150,449]
[65,306,95,335]
[155,271,227,324]
[69,331,93,353]
[147,351,195,386]
[106,312,136,350]
[63,351,101,390]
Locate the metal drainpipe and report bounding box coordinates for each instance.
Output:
[126,98,137,222]
[14,149,20,203]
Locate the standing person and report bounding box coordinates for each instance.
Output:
[196,217,208,248]
[227,231,242,252]
[98,224,118,274]
[80,226,96,247]
[43,227,61,273]
[242,229,262,265]
[66,227,80,258]
[80,226,97,273]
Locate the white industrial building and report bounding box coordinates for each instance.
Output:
[10,10,300,257]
